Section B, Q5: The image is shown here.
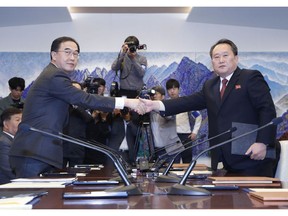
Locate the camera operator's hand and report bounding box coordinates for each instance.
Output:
[121,43,129,53]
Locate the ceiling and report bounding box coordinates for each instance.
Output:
[0,7,288,30]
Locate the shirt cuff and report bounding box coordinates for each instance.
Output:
[115,97,125,109]
[159,101,165,111]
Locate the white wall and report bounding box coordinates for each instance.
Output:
[0,13,288,52]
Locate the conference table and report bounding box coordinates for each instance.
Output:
[1,164,288,210]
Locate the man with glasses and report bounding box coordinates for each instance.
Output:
[0,77,25,116]
[9,36,143,178]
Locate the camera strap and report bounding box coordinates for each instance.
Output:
[119,58,131,80]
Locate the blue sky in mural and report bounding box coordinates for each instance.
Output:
[0,51,287,141]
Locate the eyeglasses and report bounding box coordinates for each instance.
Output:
[56,49,80,58]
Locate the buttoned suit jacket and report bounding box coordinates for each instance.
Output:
[162,67,279,172]
[10,63,115,168]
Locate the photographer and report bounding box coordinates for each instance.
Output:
[84,77,112,165]
[111,35,147,98]
[83,77,106,95]
[63,82,91,167]
[107,107,138,166]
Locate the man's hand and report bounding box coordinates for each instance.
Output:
[139,98,161,113]
[121,43,129,53]
[124,98,162,115]
[245,142,267,160]
[188,133,197,141]
[124,98,146,115]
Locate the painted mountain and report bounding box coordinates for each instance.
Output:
[0,52,287,143]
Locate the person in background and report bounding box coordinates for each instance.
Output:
[107,107,138,166]
[139,38,280,177]
[9,36,143,178]
[85,77,112,166]
[149,85,184,162]
[0,77,25,116]
[111,35,147,98]
[62,82,92,168]
[166,78,202,163]
[0,107,22,184]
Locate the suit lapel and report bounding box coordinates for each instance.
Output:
[212,77,222,108]
[1,132,14,143]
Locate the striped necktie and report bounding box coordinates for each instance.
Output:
[220,79,228,99]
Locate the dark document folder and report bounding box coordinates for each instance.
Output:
[63,191,128,199]
[231,122,276,159]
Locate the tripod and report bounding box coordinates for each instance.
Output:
[133,114,155,166]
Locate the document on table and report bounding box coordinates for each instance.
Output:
[11,177,76,183]
[0,196,36,209]
[0,177,76,188]
[0,190,47,209]
[170,170,212,176]
[0,182,66,188]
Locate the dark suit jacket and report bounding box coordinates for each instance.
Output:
[63,105,93,162]
[162,67,279,173]
[107,114,138,164]
[0,131,15,184]
[10,63,115,169]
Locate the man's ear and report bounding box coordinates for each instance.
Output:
[2,120,9,131]
[51,51,57,61]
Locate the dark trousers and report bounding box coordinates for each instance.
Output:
[177,133,192,163]
[10,156,56,178]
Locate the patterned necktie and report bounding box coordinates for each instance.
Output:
[220,79,228,99]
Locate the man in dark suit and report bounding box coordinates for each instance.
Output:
[62,82,92,168]
[9,36,142,178]
[0,107,22,184]
[140,38,280,177]
[107,108,138,166]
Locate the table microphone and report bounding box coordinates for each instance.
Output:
[159,134,207,159]
[153,134,206,155]
[20,124,142,196]
[151,134,206,171]
[154,127,237,182]
[58,133,131,171]
[57,133,135,182]
[167,116,283,196]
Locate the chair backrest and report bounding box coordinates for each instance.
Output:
[275,140,288,181]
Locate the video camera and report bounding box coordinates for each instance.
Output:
[126,41,147,53]
[138,85,156,99]
[83,76,99,94]
[110,81,119,97]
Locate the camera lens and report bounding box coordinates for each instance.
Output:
[129,45,137,53]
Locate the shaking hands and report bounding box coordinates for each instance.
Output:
[124,98,162,115]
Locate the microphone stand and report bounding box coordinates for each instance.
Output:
[58,133,136,183]
[151,134,206,172]
[167,117,283,196]
[60,133,131,171]
[26,125,142,196]
[155,128,236,182]
[152,134,205,155]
